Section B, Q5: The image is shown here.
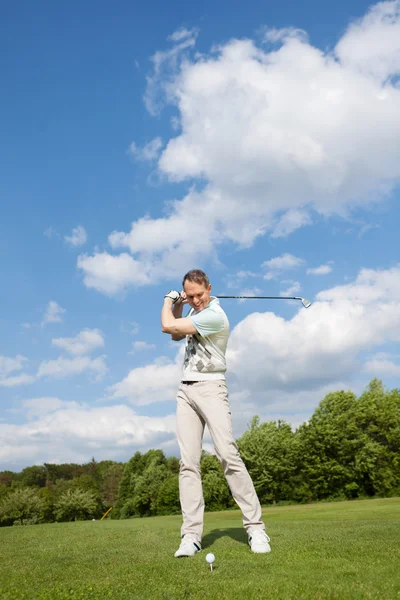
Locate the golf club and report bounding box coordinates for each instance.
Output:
[216,295,312,308]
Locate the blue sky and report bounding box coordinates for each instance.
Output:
[1,0,399,470]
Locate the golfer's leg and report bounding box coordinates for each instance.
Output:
[197,381,264,532]
[176,385,205,543]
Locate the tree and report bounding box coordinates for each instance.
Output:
[37,486,54,522]
[237,418,298,503]
[0,484,10,502]
[44,463,84,484]
[84,457,101,484]
[113,452,145,518]
[18,465,47,488]
[0,487,45,526]
[54,489,98,522]
[297,390,359,500]
[100,463,124,508]
[352,380,400,495]
[115,450,169,518]
[297,381,400,500]
[156,475,180,515]
[201,454,232,511]
[0,471,18,487]
[50,478,75,501]
[71,474,100,494]
[128,462,171,517]
[166,456,180,475]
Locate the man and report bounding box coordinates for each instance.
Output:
[161,268,271,557]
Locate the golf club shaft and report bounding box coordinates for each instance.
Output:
[217,296,300,300]
[216,295,312,307]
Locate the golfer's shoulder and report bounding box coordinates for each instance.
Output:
[208,299,229,326]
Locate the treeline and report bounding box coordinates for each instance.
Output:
[239,379,400,503]
[1,379,399,526]
[0,459,124,526]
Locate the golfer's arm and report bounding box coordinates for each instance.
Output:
[171,333,186,341]
[161,300,197,338]
[171,303,185,341]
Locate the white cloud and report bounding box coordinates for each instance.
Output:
[129,137,163,161]
[264,27,308,44]
[65,225,87,247]
[235,288,263,304]
[131,341,156,351]
[271,208,312,238]
[77,199,219,293]
[364,354,400,375]
[43,226,60,239]
[37,355,108,381]
[52,329,105,355]
[307,264,333,275]
[107,200,216,256]
[0,374,35,388]
[41,301,66,326]
[0,404,177,469]
[108,352,184,405]
[22,397,80,420]
[77,3,400,296]
[225,271,259,291]
[120,321,140,335]
[144,28,198,115]
[239,287,263,297]
[157,9,400,210]
[280,280,301,296]
[77,252,151,295]
[227,265,400,396]
[263,254,305,270]
[130,322,140,335]
[0,354,27,378]
[168,28,197,43]
[263,254,305,279]
[335,0,400,82]
[236,271,258,280]
[0,355,34,387]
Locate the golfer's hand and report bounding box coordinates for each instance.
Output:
[164,290,181,304]
[180,291,189,305]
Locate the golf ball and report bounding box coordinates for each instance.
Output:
[206,553,215,564]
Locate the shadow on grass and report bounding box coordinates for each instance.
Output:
[202,527,247,548]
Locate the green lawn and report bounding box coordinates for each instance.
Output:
[1,498,400,599]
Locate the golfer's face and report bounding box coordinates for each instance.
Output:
[183,281,212,312]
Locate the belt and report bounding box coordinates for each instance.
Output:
[181,380,200,385]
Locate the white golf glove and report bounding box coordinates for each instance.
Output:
[164,290,181,304]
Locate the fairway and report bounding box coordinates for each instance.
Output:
[1,498,399,600]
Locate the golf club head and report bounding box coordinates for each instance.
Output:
[301,298,312,308]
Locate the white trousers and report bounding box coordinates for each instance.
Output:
[176,379,265,543]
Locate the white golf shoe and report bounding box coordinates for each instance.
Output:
[248,530,271,554]
[174,535,201,558]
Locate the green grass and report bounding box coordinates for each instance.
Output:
[1,498,400,599]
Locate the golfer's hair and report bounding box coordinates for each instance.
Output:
[182,269,210,288]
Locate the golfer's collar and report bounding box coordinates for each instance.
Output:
[203,297,218,310]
